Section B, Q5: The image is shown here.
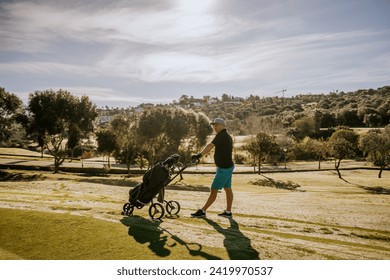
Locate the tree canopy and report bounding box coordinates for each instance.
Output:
[27,89,97,172]
[0,87,24,144]
[359,125,390,178]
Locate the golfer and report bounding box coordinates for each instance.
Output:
[191,118,234,218]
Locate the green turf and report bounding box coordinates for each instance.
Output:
[0,208,225,260]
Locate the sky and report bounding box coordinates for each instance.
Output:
[1,0,389,108]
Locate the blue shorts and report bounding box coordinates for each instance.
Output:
[211,166,234,190]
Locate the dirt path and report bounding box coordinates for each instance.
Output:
[0,169,389,259]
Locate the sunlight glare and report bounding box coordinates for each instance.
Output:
[175,0,216,14]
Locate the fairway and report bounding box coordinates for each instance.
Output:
[0,168,389,260]
[0,208,225,260]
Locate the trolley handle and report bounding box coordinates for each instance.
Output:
[167,158,199,184]
[173,158,199,171]
[188,158,200,166]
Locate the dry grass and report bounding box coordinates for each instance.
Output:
[0,167,389,260]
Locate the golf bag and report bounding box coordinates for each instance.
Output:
[129,161,170,208]
[122,154,185,219]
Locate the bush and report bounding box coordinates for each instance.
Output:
[234,153,247,164]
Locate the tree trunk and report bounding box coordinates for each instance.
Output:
[378,167,383,178]
[54,157,60,173]
[335,159,342,179]
[70,148,74,162]
[318,155,321,170]
[126,148,136,175]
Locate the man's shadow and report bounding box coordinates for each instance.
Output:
[162,227,221,260]
[204,217,260,260]
[120,216,221,259]
[120,216,171,257]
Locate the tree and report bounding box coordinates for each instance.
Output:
[289,116,316,140]
[363,113,382,127]
[294,137,327,168]
[67,95,98,160]
[27,90,97,173]
[221,93,231,102]
[183,111,213,160]
[96,129,118,167]
[0,87,24,145]
[66,123,82,161]
[359,126,390,178]
[110,112,141,173]
[137,108,169,165]
[328,129,358,178]
[336,109,362,127]
[179,95,189,106]
[311,138,328,169]
[165,109,191,150]
[136,108,213,165]
[193,112,213,150]
[243,132,280,174]
[320,111,337,128]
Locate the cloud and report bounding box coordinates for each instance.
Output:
[93,28,389,85]
[1,0,389,107]
[13,86,170,107]
[0,61,102,77]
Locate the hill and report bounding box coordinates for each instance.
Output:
[98,86,390,135]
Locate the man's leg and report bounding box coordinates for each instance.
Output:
[224,187,233,212]
[202,189,219,211]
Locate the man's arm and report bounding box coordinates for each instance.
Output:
[199,143,215,157]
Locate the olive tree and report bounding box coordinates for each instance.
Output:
[243,132,280,174]
[109,112,142,173]
[96,129,118,167]
[0,87,24,145]
[136,108,212,166]
[359,126,390,178]
[328,129,358,178]
[27,90,97,173]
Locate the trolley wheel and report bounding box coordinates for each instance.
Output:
[149,203,165,220]
[166,200,181,216]
[122,203,134,216]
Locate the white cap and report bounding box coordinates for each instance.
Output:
[210,118,226,126]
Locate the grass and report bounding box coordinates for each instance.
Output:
[0,208,226,260]
[350,233,390,242]
[1,166,389,260]
[250,176,303,191]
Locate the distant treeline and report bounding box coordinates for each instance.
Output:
[98,86,390,135]
[1,86,389,177]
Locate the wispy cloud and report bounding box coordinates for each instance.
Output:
[1,0,389,106]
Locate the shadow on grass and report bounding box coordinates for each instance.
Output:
[120,216,220,259]
[0,169,210,193]
[67,176,139,188]
[204,217,260,260]
[0,169,139,187]
[120,216,171,257]
[0,170,45,181]
[360,186,390,195]
[251,175,304,192]
[166,183,210,193]
[72,177,210,192]
[161,227,221,260]
[338,176,390,195]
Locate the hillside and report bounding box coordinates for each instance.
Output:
[98,86,390,134]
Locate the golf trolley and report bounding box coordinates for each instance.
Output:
[121,154,198,220]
